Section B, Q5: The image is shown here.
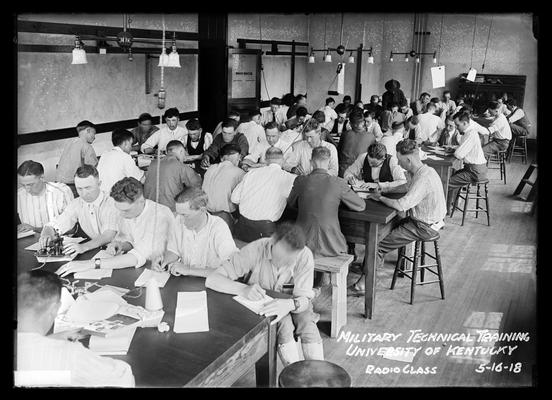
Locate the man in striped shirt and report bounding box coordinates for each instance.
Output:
[39,165,121,256]
[17,160,74,233]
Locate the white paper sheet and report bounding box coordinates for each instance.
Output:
[83,290,128,306]
[174,291,209,333]
[431,65,445,89]
[25,236,85,251]
[89,326,137,355]
[426,155,444,160]
[74,268,113,280]
[134,269,170,288]
[65,297,120,323]
[233,294,273,315]
[467,68,477,82]
[18,230,35,239]
[337,63,345,94]
[96,285,130,296]
[57,287,76,316]
[36,253,78,263]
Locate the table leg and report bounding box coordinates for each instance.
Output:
[364,222,379,319]
[255,319,278,387]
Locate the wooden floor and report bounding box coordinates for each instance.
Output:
[234,153,537,387]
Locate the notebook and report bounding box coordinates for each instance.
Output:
[134,269,170,288]
[233,294,274,315]
[174,291,209,333]
[17,230,35,239]
[88,326,137,355]
[82,313,142,337]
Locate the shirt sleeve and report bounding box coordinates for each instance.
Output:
[230,176,245,204]
[203,137,221,161]
[340,180,366,211]
[124,154,145,182]
[378,157,407,192]
[72,342,134,387]
[328,144,339,176]
[140,130,160,152]
[181,164,202,187]
[101,198,122,233]
[83,145,98,166]
[217,241,259,281]
[166,221,180,257]
[238,134,250,157]
[212,221,239,266]
[284,142,300,171]
[395,174,428,212]
[48,199,79,234]
[203,132,213,150]
[343,153,365,181]
[454,130,475,160]
[286,177,301,208]
[291,247,315,302]
[507,109,524,124]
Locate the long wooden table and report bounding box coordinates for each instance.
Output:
[16,236,277,387]
[421,146,456,203]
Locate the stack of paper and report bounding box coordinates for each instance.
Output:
[89,326,137,355]
[65,297,120,323]
[426,155,444,160]
[83,313,142,337]
[74,268,113,280]
[17,230,35,239]
[174,291,209,333]
[134,269,170,288]
[233,294,273,315]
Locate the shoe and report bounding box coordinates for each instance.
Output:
[347,283,365,297]
[349,263,363,275]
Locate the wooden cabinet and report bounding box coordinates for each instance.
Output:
[457,73,526,114]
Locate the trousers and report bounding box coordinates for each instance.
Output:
[482,138,510,156]
[277,301,322,345]
[210,210,237,234]
[447,163,488,212]
[376,217,439,269]
[510,123,528,137]
[234,214,276,243]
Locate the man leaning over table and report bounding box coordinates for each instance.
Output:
[206,222,324,366]
[354,139,446,293]
[481,101,512,157]
[151,187,238,278]
[140,107,187,154]
[56,177,175,277]
[39,165,120,256]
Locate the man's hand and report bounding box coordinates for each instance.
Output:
[151,255,170,272]
[200,156,211,169]
[371,190,383,201]
[168,262,190,276]
[55,260,94,277]
[260,299,294,324]
[242,163,251,172]
[38,226,56,248]
[106,241,125,256]
[292,165,306,176]
[48,328,88,342]
[240,283,266,301]
[17,223,34,233]
[63,242,87,256]
[142,147,154,154]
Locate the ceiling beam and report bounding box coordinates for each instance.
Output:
[17,44,199,55]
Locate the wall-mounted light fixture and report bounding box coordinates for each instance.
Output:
[71,35,87,64]
[389,50,437,63]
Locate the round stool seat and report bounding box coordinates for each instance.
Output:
[424,231,440,242]
[278,360,351,387]
[472,178,489,184]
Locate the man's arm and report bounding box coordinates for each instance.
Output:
[205,267,249,295]
[83,145,98,167]
[182,164,202,187]
[140,131,160,153]
[378,159,408,193]
[237,134,250,158]
[286,178,301,208]
[124,154,146,183]
[328,144,339,176]
[343,153,365,183]
[230,178,245,205]
[340,181,366,211]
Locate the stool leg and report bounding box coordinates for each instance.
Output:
[391,247,404,289]
[461,185,470,226]
[410,241,420,305]
[503,153,507,185]
[523,137,528,164]
[484,183,491,226]
[434,241,445,300]
[475,184,480,219]
[420,242,426,283]
[331,270,347,338]
[450,187,461,218]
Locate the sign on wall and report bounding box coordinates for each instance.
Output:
[231,53,258,99]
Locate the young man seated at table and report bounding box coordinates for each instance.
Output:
[131,113,159,152]
[287,146,365,293]
[151,187,238,278]
[39,165,120,256]
[97,128,145,194]
[231,147,297,242]
[202,144,246,232]
[330,104,350,136]
[284,106,309,131]
[380,121,406,158]
[55,177,175,277]
[365,95,384,124]
[144,140,202,213]
[237,109,266,149]
[446,111,488,215]
[320,97,338,131]
[287,94,308,120]
[205,222,324,366]
[441,90,457,118]
[351,139,446,293]
[17,160,74,234]
[413,92,431,115]
[184,118,213,173]
[140,107,187,154]
[400,101,414,121]
[381,102,406,133]
[417,102,445,145]
[481,101,513,157]
[505,98,531,138]
[287,119,339,177]
[55,120,98,197]
[438,116,461,147]
[337,113,375,177]
[241,122,294,172]
[364,110,384,141]
[213,111,240,137]
[311,110,338,147]
[200,119,249,170]
[16,270,135,387]
[262,97,288,130]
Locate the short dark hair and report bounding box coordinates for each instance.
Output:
[270,97,281,106]
[112,128,134,146]
[364,110,376,119]
[461,104,473,113]
[75,164,99,179]
[76,120,95,134]
[18,270,62,314]
[295,94,306,102]
[343,95,352,102]
[408,115,419,126]
[312,146,331,162]
[222,118,237,130]
[164,107,180,119]
[272,222,306,251]
[138,113,153,123]
[430,97,440,104]
[228,111,240,119]
[110,177,144,203]
[426,102,437,110]
[391,121,404,130]
[335,104,347,114]
[220,143,242,157]
[488,101,501,110]
[396,139,418,155]
[419,92,431,99]
[350,112,364,126]
[506,98,518,108]
[370,95,379,102]
[367,143,387,159]
[443,90,451,96]
[166,140,185,153]
[185,118,201,131]
[17,160,44,177]
[249,109,261,118]
[175,186,207,209]
[355,100,364,106]
[303,118,320,133]
[265,146,284,160]
[264,121,278,131]
[312,110,326,123]
[453,110,471,123]
[295,106,308,118]
[326,97,335,105]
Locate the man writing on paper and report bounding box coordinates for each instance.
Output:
[152,187,238,277]
[56,177,174,276]
[39,165,120,256]
[206,222,324,366]
[140,108,187,154]
[16,270,135,387]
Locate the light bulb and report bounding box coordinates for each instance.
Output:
[415,57,420,63]
[168,48,181,68]
[433,57,437,64]
[71,48,87,64]
[404,55,409,62]
[368,55,374,64]
[390,56,394,62]
[308,55,315,63]
[158,48,169,67]
[348,54,354,63]
[324,53,332,62]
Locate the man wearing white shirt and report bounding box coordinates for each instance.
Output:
[380,121,406,157]
[320,97,338,131]
[152,187,238,277]
[97,129,145,193]
[237,109,266,149]
[16,270,135,387]
[141,108,187,154]
[39,165,120,256]
[262,97,288,130]
[446,111,488,215]
[242,122,293,171]
[231,147,297,242]
[56,177,175,277]
[441,90,457,118]
[286,119,339,177]
[481,101,512,157]
[417,102,445,144]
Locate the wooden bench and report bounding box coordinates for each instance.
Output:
[314,255,354,338]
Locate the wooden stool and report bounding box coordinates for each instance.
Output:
[391,235,445,305]
[314,255,353,338]
[278,360,351,387]
[486,150,507,184]
[450,179,491,226]
[508,135,528,164]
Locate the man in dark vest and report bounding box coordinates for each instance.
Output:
[505,98,531,137]
[185,119,213,175]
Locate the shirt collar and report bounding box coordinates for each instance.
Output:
[83,190,106,208]
[113,146,125,153]
[311,168,329,175]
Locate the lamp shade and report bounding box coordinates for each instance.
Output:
[167,49,181,68]
[324,53,332,62]
[404,55,409,62]
[433,57,437,64]
[348,55,354,63]
[368,55,374,64]
[415,57,420,63]
[71,48,87,65]
[158,48,169,67]
[308,55,315,63]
